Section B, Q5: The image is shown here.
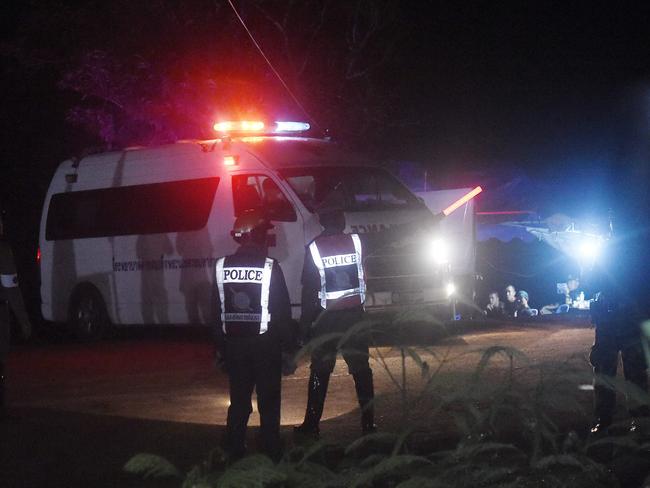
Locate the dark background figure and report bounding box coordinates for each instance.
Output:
[0,210,32,416]
[176,228,214,324]
[541,274,584,315]
[503,284,517,318]
[213,210,296,461]
[475,239,583,317]
[136,233,173,324]
[484,291,505,319]
[588,235,650,435]
[565,275,583,304]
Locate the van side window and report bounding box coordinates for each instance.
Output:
[232,175,296,222]
[45,177,220,240]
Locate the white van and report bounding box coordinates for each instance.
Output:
[39,121,465,339]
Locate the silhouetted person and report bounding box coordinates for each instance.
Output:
[503,284,517,317]
[589,248,649,435]
[136,233,173,324]
[262,177,295,222]
[541,274,585,315]
[514,290,536,318]
[484,291,505,318]
[0,211,32,416]
[176,228,213,323]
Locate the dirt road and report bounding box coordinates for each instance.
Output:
[1,322,595,487]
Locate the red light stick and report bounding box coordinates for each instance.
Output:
[442,186,483,216]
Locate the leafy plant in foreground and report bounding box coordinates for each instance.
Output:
[124,314,650,487]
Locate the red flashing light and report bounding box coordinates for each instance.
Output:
[36,247,41,264]
[212,120,310,134]
[223,155,239,166]
[214,120,265,133]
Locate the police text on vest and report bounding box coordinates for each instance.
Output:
[223,267,265,282]
[321,253,357,268]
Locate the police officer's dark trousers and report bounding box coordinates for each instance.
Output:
[225,333,282,459]
[301,308,375,434]
[590,324,649,424]
[0,299,10,411]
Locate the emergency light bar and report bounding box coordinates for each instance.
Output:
[275,121,310,132]
[214,120,265,133]
[213,120,310,134]
[442,186,483,216]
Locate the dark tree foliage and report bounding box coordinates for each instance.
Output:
[4,0,405,151]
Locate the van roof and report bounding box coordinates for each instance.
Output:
[232,136,371,169]
[61,136,372,173]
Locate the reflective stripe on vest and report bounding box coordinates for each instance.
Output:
[351,234,366,304]
[0,273,18,288]
[215,258,226,331]
[216,256,273,334]
[309,233,365,309]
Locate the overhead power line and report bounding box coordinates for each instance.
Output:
[226,0,321,131]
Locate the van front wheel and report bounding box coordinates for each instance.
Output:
[69,287,109,342]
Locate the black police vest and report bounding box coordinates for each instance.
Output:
[308,233,365,310]
[216,255,273,337]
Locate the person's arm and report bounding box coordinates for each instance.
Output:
[211,276,225,354]
[299,247,321,340]
[270,260,294,352]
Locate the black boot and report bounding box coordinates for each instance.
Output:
[353,369,376,435]
[590,383,615,436]
[589,417,612,436]
[629,405,650,437]
[294,371,330,438]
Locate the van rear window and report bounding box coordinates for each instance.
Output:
[45,177,220,240]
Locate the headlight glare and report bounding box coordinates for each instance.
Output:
[446,282,456,297]
[427,238,449,265]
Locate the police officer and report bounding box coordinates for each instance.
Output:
[589,240,650,435]
[294,201,440,437]
[214,209,296,460]
[293,203,374,437]
[0,210,32,416]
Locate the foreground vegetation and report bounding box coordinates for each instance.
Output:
[125,315,650,487]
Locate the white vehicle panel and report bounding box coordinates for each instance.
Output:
[39,136,469,328]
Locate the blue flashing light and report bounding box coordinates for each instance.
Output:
[274,121,310,132]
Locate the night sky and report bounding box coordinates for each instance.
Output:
[2,1,650,266]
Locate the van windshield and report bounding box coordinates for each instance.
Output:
[278,166,423,212]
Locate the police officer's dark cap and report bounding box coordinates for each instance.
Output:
[231,209,273,238]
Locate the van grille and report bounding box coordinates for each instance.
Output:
[363,254,440,291]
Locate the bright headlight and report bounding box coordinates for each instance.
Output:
[427,238,449,265]
[446,282,456,297]
[578,239,601,261]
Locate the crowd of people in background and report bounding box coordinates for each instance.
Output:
[484,284,537,319]
[483,274,590,320]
